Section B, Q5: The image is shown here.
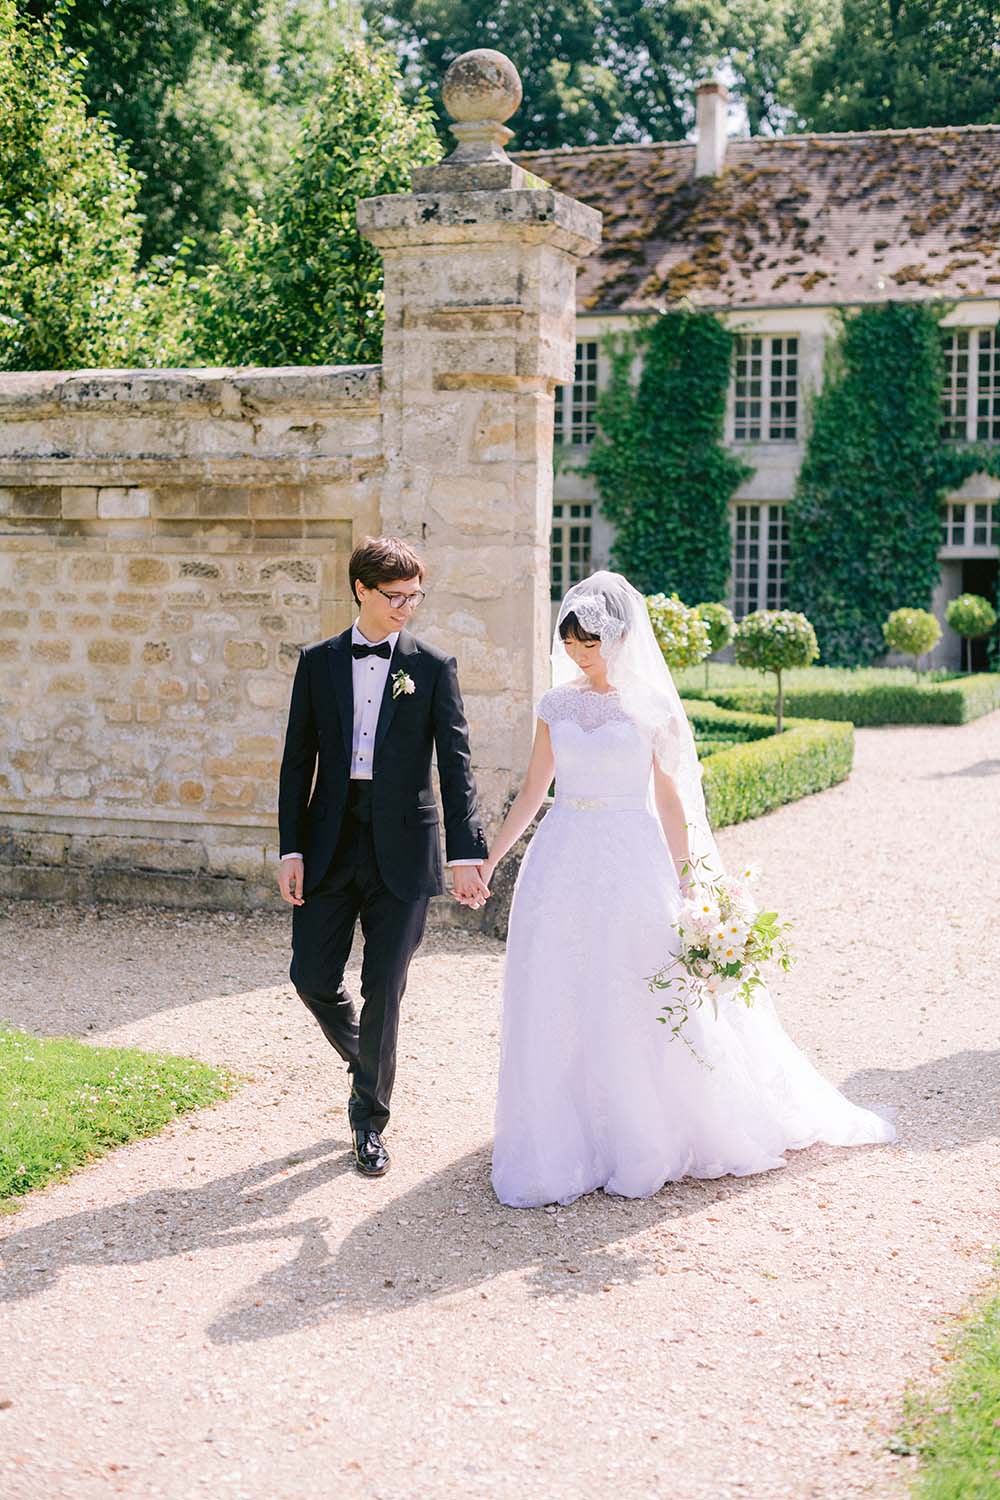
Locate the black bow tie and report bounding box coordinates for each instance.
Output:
[352,640,392,660]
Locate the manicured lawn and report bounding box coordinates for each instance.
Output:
[891,1270,1000,1499]
[0,1025,236,1210]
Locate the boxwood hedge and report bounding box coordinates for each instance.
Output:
[685,701,854,828]
[682,673,1000,727]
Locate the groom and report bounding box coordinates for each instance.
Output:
[277,536,489,1176]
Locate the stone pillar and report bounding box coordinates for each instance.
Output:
[357,49,601,832]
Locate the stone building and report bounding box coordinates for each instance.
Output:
[0,51,600,907]
[522,85,1000,668]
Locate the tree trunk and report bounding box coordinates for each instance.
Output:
[775,668,784,734]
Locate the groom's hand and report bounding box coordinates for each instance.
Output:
[452,865,490,909]
[279,856,305,906]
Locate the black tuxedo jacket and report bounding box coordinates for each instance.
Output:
[278,628,488,901]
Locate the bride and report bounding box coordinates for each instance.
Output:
[481,572,895,1210]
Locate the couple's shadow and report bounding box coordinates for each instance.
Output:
[3,1047,995,1345]
[0,1133,863,1345]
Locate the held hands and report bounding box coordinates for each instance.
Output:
[452,864,491,910]
[278,857,305,906]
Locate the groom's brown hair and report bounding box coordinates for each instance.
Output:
[349,535,425,606]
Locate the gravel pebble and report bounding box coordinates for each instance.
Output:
[0,712,998,1500]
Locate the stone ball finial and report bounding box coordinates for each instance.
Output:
[442,49,522,125]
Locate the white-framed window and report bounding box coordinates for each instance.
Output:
[940,500,1000,552]
[554,340,599,447]
[941,328,1000,442]
[731,502,790,618]
[551,501,593,600]
[732,335,799,443]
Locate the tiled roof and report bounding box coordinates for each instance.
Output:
[514,127,1000,313]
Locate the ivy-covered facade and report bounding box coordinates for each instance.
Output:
[519,95,1000,669]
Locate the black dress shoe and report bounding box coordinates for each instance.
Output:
[352,1127,390,1177]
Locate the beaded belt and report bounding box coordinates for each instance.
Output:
[553,793,648,813]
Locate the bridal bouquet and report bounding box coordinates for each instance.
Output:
[647,858,793,1066]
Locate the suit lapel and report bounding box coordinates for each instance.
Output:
[328,629,354,763]
[374,631,417,759]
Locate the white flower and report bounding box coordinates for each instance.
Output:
[392,670,416,700]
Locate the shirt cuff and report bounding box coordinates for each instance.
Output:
[280,852,303,861]
[447,858,482,867]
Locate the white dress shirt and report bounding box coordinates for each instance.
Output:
[350,622,398,779]
[280,622,478,866]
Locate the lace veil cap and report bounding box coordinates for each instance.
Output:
[552,571,721,873]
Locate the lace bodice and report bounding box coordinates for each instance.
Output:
[537,685,653,801]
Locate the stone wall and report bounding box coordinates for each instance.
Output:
[0,58,601,910]
[0,367,381,906]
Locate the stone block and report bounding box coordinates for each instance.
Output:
[70,556,115,584]
[58,773,92,798]
[126,557,170,586]
[210,779,256,809]
[179,780,205,803]
[13,555,59,588]
[198,489,250,519]
[70,613,102,632]
[111,613,151,633]
[0,639,20,660]
[0,609,29,629]
[98,487,151,519]
[11,488,60,519]
[87,639,131,666]
[156,679,187,701]
[105,702,134,723]
[142,642,172,664]
[137,702,161,723]
[224,640,268,669]
[62,486,99,519]
[246,677,288,709]
[429,475,512,534]
[179,560,223,580]
[34,639,71,663]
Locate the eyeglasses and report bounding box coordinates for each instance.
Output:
[374,585,426,611]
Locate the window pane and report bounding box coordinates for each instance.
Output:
[570,341,599,446]
[975,328,1000,442]
[941,330,970,441]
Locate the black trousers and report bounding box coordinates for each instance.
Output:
[289,784,429,1133]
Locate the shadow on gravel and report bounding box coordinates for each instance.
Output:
[925,759,1000,778]
[206,1140,849,1344]
[0,1133,844,1344]
[840,1048,1000,1151]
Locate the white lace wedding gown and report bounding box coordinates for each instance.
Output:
[491,684,895,1209]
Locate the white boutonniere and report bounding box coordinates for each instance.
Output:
[392,668,416,700]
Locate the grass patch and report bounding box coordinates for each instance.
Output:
[0,1025,236,1209]
[677,665,1000,726]
[891,1265,1000,1499]
[685,701,854,827]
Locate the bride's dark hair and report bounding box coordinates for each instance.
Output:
[558,610,601,644]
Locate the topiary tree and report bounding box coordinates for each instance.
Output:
[0,2,148,369]
[945,593,998,673]
[694,601,735,689]
[187,39,441,367]
[882,607,941,678]
[647,593,711,672]
[733,609,819,733]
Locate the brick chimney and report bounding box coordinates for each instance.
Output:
[695,80,729,178]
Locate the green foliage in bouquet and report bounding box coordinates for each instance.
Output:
[733,609,819,732]
[883,607,941,678]
[587,311,753,600]
[694,601,735,689]
[945,593,998,672]
[647,593,711,671]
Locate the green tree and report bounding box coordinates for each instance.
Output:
[0,2,149,369]
[945,593,998,672]
[789,0,1000,131]
[27,0,361,263]
[733,608,819,731]
[882,607,941,676]
[786,303,951,666]
[694,600,735,687]
[187,40,440,367]
[587,311,752,600]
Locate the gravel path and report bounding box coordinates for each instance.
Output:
[1,714,998,1500]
